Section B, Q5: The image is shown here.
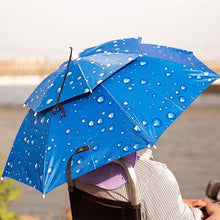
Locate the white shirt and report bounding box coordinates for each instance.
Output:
[75,149,202,219]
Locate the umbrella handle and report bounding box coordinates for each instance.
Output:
[52,47,73,117]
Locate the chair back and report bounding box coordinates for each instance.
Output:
[67,157,141,220]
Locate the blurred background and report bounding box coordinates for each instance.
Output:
[0,0,220,219]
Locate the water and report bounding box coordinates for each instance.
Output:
[0,93,219,219]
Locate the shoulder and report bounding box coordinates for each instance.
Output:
[135,159,169,184]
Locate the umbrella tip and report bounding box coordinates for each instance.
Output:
[1,177,3,181]
[90,89,93,93]
[34,112,38,117]
[153,145,157,149]
[42,194,46,199]
[23,104,26,108]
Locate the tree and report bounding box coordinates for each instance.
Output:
[0,152,22,220]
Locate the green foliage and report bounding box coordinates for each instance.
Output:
[0,152,22,220]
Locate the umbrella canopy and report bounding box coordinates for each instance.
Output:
[2,38,220,194]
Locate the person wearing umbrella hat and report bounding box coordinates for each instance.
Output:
[75,149,220,219]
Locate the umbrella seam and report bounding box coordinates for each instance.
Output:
[142,82,184,112]
[75,61,93,92]
[100,84,153,144]
[42,113,55,194]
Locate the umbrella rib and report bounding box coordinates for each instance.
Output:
[143,82,184,111]
[75,61,93,92]
[100,84,151,143]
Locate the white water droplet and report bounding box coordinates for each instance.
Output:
[179,96,186,103]
[65,129,71,134]
[123,145,131,152]
[153,118,162,127]
[123,78,132,84]
[108,112,114,119]
[140,79,147,85]
[97,118,103,124]
[140,61,147,66]
[97,96,105,103]
[47,99,53,105]
[167,112,176,119]
[88,120,94,127]
[47,168,52,174]
[133,125,141,132]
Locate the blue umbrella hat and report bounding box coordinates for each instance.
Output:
[2,38,220,195]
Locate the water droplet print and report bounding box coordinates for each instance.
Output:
[142,120,148,126]
[133,125,141,132]
[140,79,147,85]
[76,169,80,174]
[40,117,45,124]
[77,157,84,165]
[179,96,186,103]
[167,112,176,119]
[117,142,122,148]
[108,112,115,119]
[140,61,147,66]
[97,118,103,124]
[180,85,187,91]
[97,96,105,103]
[47,168,52,174]
[65,129,71,134]
[101,127,106,133]
[153,118,162,127]
[34,163,39,170]
[123,145,131,152]
[84,88,90,93]
[123,78,132,84]
[88,120,94,127]
[7,161,13,168]
[47,99,53,105]
[92,145,99,151]
[133,143,140,150]
[109,125,114,131]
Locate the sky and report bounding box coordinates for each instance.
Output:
[0,0,220,61]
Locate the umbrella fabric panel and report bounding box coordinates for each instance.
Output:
[140,44,215,73]
[25,61,68,112]
[25,61,90,112]
[79,38,141,57]
[77,52,139,89]
[2,109,51,193]
[102,56,219,144]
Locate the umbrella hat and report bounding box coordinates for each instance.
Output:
[2,38,220,194]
